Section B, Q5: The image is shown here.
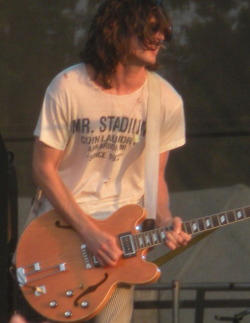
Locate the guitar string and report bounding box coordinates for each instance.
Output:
[23,234,154,278]
[22,206,250,277]
[23,250,87,277]
[23,231,160,277]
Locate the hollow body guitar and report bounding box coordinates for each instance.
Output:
[15,204,250,322]
[16,205,160,322]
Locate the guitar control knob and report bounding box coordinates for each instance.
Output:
[64,311,72,318]
[81,301,89,308]
[66,290,74,297]
[49,301,58,308]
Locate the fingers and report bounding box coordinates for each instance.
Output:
[96,240,123,267]
[166,231,190,249]
[84,223,123,268]
[172,217,182,234]
[166,217,191,250]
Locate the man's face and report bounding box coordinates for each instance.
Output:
[127,18,165,67]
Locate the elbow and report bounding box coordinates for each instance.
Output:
[32,157,58,187]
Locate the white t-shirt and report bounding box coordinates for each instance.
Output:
[34,63,185,219]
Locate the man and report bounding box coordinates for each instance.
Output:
[12,0,191,322]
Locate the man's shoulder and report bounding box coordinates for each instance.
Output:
[149,71,182,104]
[53,63,85,82]
[47,63,87,93]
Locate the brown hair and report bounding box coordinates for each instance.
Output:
[79,0,172,88]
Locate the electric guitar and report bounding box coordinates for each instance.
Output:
[15,204,250,322]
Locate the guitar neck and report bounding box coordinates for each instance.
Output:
[132,205,250,251]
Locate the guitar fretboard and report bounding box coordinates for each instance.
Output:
[133,206,250,251]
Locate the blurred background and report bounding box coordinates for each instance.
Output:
[0,0,249,322]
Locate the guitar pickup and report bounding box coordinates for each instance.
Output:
[119,232,136,258]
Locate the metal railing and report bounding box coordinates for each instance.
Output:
[134,281,250,323]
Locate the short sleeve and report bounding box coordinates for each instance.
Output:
[159,99,186,153]
[34,82,70,151]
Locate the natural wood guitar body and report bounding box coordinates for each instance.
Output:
[15,204,160,322]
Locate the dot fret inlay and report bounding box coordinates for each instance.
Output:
[205,219,211,228]
[219,215,226,224]
[131,206,249,254]
[236,211,243,219]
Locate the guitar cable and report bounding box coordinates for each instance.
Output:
[9,265,44,293]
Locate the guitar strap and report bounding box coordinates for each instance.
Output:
[144,72,161,219]
[145,74,218,264]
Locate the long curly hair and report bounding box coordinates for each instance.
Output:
[79,0,172,88]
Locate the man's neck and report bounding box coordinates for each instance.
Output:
[108,64,147,95]
[86,63,147,95]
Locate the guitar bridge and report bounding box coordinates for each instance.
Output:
[16,262,67,286]
[119,232,136,258]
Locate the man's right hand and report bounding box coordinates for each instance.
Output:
[82,221,123,267]
[33,138,123,267]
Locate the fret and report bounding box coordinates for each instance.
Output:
[227,211,235,223]
[165,225,174,232]
[211,215,219,227]
[197,218,205,231]
[158,228,166,243]
[184,221,192,234]
[154,229,161,244]
[244,206,250,218]
[144,232,152,246]
[137,234,145,249]
[151,230,159,245]
[218,213,228,225]
[235,209,245,221]
[130,205,250,251]
[204,216,213,229]
[133,235,139,250]
[191,220,199,233]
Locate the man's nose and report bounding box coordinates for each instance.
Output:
[155,31,165,42]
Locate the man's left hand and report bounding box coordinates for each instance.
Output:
[165,217,191,250]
